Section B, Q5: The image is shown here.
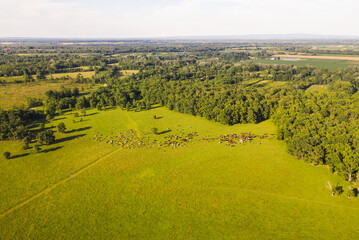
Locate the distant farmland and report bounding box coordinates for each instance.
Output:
[273,54,359,61]
[251,57,359,70]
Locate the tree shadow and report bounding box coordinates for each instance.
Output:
[73,119,89,123]
[158,130,172,135]
[53,117,67,121]
[155,116,164,119]
[56,134,86,144]
[11,153,30,159]
[42,146,64,153]
[85,112,98,116]
[67,126,92,133]
[103,106,117,111]
[150,105,163,109]
[31,125,56,134]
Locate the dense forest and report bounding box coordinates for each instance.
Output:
[1,42,359,186]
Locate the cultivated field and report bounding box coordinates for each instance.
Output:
[1,107,358,239]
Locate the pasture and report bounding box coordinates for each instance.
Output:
[1,107,358,239]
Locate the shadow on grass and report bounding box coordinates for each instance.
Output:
[11,153,30,159]
[158,130,172,135]
[31,125,56,135]
[104,106,117,111]
[155,116,164,119]
[150,105,163,109]
[85,112,98,116]
[67,126,92,134]
[42,146,63,153]
[53,117,67,121]
[56,134,86,144]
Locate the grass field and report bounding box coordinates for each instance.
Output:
[273,54,359,61]
[1,107,358,239]
[47,71,95,79]
[0,82,90,109]
[0,71,95,83]
[306,85,329,92]
[251,58,358,70]
[0,70,139,109]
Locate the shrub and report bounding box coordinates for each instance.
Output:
[347,188,358,198]
[34,144,41,153]
[333,184,344,196]
[58,122,66,134]
[3,151,11,159]
[23,136,30,149]
[151,127,158,135]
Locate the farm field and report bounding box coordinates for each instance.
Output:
[1,107,358,239]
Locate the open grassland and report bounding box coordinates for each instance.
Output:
[47,71,95,79]
[121,70,139,76]
[0,70,138,108]
[0,71,95,83]
[251,58,358,70]
[0,82,90,108]
[306,85,329,92]
[1,107,358,239]
[1,70,138,83]
[274,54,359,61]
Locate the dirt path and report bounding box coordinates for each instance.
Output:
[124,110,141,138]
[273,54,359,61]
[0,111,142,218]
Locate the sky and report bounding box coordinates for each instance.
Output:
[0,0,358,38]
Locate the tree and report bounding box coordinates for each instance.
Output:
[37,130,56,145]
[34,144,41,153]
[3,151,11,159]
[46,114,52,123]
[153,115,157,119]
[23,136,30,149]
[347,188,358,198]
[58,122,66,134]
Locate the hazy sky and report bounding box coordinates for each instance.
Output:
[0,0,358,38]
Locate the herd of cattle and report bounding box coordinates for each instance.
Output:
[93,128,273,150]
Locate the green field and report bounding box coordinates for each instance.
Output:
[0,82,91,109]
[251,58,359,70]
[1,107,358,239]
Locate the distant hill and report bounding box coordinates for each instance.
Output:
[157,34,359,40]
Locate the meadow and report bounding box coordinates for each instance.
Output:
[1,107,358,239]
[251,58,358,70]
[0,82,90,109]
[0,70,138,109]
